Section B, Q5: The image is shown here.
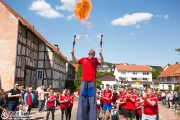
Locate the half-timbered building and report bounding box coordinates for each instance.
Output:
[158,62,180,90]
[0,0,68,91]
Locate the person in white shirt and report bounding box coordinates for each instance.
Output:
[166,91,173,109]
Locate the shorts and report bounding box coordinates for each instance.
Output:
[126,109,135,119]
[96,109,100,118]
[119,107,126,116]
[142,114,156,120]
[102,104,112,111]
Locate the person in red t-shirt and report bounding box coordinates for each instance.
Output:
[140,87,158,120]
[71,48,104,120]
[102,84,112,120]
[112,90,118,104]
[46,89,57,120]
[124,87,136,120]
[135,93,142,120]
[67,89,74,120]
[59,89,68,120]
[24,87,34,114]
[117,87,126,120]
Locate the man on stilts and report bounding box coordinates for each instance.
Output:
[71,48,104,120]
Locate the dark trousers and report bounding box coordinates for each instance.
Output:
[38,100,45,112]
[135,114,142,120]
[8,103,18,111]
[168,100,170,108]
[61,108,68,120]
[0,110,2,120]
[67,106,72,120]
[27,105,32,113]
[46,106,55,120]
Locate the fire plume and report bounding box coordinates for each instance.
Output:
[74,0,92,21]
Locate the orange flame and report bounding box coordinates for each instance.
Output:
[74,0,92,21]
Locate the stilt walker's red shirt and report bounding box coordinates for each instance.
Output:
[78,57,101,81]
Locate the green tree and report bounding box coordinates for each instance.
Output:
[96,70,102,77]
[109,69,114,75]
[74,78,81,91]
[78,64,82,79]
[104,70,109,74]
[174,86,179,91]
[175,48,180,55]
[152,69,162,79]
[96,79,102,88]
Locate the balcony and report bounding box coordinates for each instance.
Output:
[159,79,179,84]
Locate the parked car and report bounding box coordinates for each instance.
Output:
[157,92,162,101]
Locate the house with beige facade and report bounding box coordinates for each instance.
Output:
[0,0,68,91]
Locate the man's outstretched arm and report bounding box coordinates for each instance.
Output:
[71,49,78,63]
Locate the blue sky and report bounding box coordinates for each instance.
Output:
[4,0,180,66]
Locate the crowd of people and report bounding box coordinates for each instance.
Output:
[0,83,75,120]
[95,84,159,120]
[161,90,180,109]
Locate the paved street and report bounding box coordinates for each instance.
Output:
[27,100,180,120]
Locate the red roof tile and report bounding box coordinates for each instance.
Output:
[174,68,180,75]
[158,63,180,77]
[0,0,68,62]
[115,64,152,72]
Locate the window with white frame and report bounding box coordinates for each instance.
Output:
[132,72,137,75]
[143,78,147,80]
[121,72,126,74]
[143,72,149,75]
[37,70,43,79]
[132,78,137,80]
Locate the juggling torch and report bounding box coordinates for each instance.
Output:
[100,35,103,49]
[73,35,76,49]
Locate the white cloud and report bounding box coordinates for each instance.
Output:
[67,14,75,20]
[131,33,135,36]
[164,14,169,19]
[136,25,140,28]
[56,0,76,12]
[110,12,153,26]
[29,0,64,19]
[155,14,163,17]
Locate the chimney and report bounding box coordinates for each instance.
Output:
[176,62,179,64]
[54,44,59,51]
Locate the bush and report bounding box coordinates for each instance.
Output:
[174,86,179,91]
[65,80,76,93]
